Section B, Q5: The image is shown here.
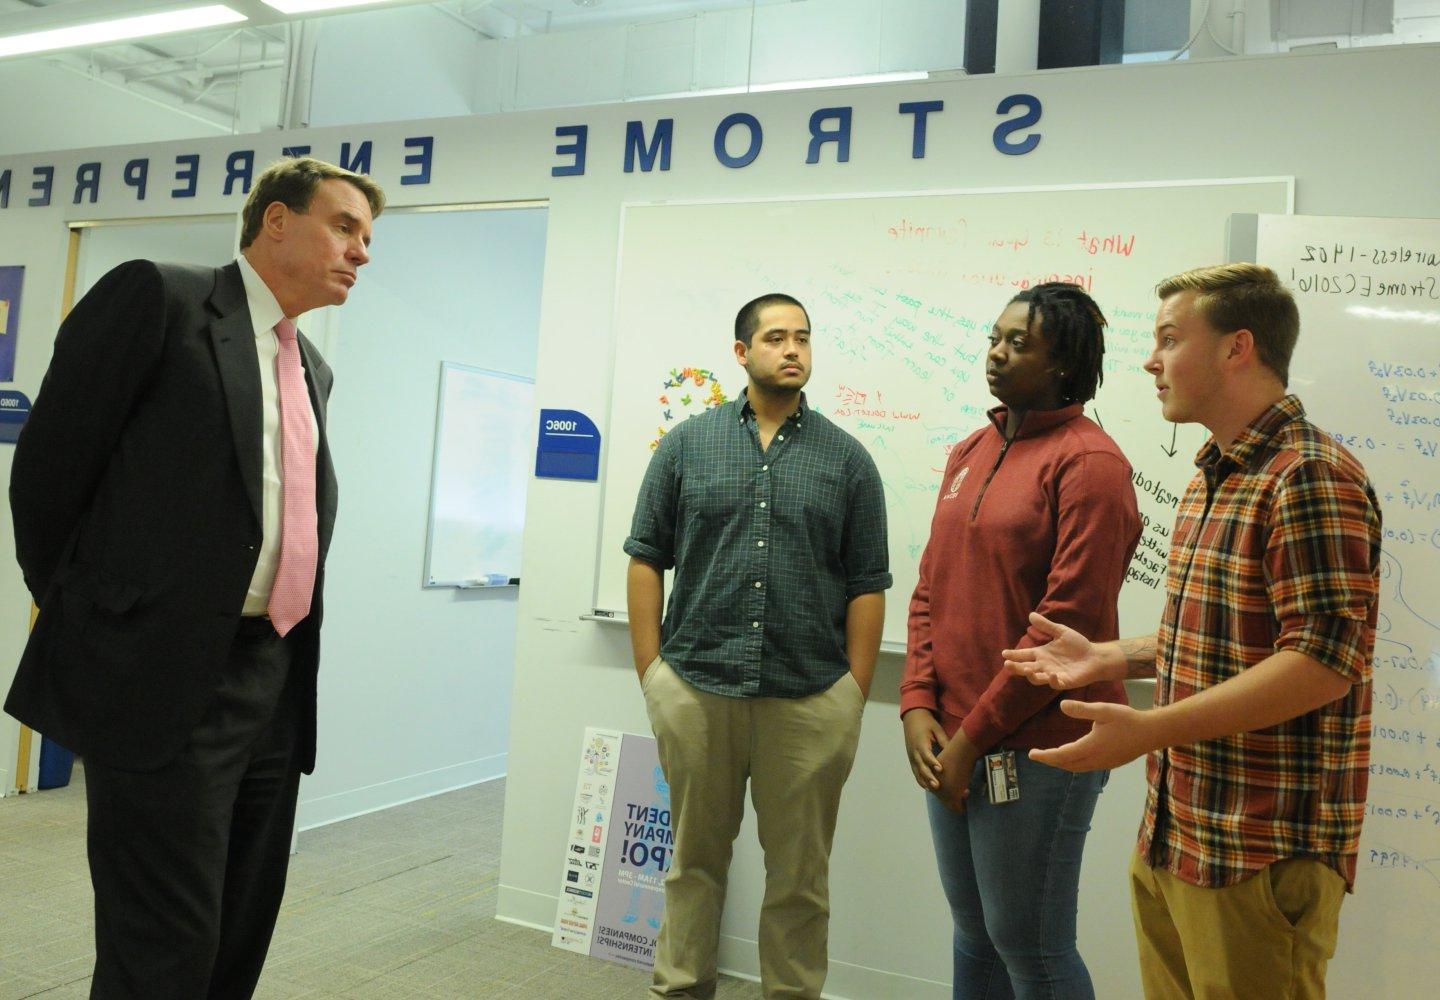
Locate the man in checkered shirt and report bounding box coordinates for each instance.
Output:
[1005,264,1380,1000]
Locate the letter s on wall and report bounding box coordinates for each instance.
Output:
[993,94,1042,156]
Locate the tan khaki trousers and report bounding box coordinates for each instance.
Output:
[642,657,864,1000]
[1129,849,1347,1000]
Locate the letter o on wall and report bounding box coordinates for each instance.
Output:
[713,113,763,169]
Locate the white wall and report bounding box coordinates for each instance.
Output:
[309,8,486,127]
[298,206,547,829]
[12,0,1440,159]
[1,43,1438,998]
[0,0,968,156]
[313,0,965,117]
[74,217,239,293]
[490,0,965,110]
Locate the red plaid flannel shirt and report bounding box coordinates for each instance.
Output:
[1138,395,1380,890]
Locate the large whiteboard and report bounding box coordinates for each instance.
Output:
[594,180,1291,649]
[1254,214,1440,998]
[424,363,534,587]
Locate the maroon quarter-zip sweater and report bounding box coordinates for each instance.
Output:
[901,403,1142,751]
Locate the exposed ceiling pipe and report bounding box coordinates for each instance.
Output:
[278,18,318,130]
[444,0,505,37]
[43,53,234,129]
[439,5,499,39]
[124,55,282,82]
[110,29,248,72]
[187,76,222,102]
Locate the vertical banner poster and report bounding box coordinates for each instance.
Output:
[0,266,23,382]
[552,727,672,970]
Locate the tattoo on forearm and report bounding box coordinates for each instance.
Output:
[1120,635,1157,679]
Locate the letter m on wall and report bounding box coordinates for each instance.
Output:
[625,119,674,173]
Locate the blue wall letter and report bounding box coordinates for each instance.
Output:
[73,162,101,205]
[713,113,763,169]
[624,119,674,173]
[993,94,1042,156]
[401,136,433,185]
[899,100,944,159]
[173,154,200,197]
[224,150,254,196]
[806,107,853,164]
[29,166,53,207]
[340,140,372,175]
[123,158,149,200]
[553,125,589,177]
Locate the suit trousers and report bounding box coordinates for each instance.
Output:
[642,657,864,1000]
[84,617,303,1000]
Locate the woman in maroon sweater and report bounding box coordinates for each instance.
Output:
[901,283,1141,1000]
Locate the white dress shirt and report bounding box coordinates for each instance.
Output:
[236,255,319,616]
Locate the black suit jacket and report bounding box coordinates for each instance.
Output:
[5,259,338,773]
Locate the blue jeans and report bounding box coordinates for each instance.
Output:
[926,754,1107,1000]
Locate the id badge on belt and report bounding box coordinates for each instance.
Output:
[985,750,1020,804]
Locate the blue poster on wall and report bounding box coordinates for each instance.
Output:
[0,390,32,444]
[0,265,22,382]
[536,408,601,481]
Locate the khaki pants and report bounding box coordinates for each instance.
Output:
[642,657,864,1000]
[1130,849,1346,1000]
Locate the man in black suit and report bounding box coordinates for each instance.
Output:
[5,157,384,999]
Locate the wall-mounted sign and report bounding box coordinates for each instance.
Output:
[0,94,1047,214]
[536,408,601,481]
[0,265,23,382]
[0,390,32,444]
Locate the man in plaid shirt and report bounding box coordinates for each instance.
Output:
[1005,263,1380,999]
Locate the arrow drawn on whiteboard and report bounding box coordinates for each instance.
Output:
[1161,424,1178,458]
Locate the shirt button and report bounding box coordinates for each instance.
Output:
[757,540,765,547]
[752,621,760,628]
[762,464,769,471]
[759,501,767,508]
[777,434,784,441]
[754,581,763,588]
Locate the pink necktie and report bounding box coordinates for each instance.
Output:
[267,318,318,637]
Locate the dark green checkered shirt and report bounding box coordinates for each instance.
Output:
[625,390,891,699]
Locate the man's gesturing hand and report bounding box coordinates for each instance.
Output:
[1004,613,1116,690]
[1029,700,1159,772]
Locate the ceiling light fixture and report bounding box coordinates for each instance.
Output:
[0,4,246,59]
[628,70,931,103]
[261,0,398,14]
[748,70,929,93]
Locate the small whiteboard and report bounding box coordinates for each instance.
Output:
[423,363,534,588]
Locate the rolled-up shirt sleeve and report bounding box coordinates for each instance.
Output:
[623,431,681,570]
[1264,458,1381,684]
[841,447,892,599]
